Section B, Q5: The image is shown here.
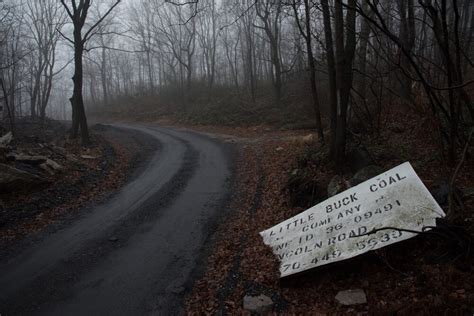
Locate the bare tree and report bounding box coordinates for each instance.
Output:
[59,0,121,144]
[321,0,357,170]
[25,0,66,121]
[196,0,218,90]
[255,0,283,105]
[290,0,324,141]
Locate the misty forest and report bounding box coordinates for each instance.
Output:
[0,0,473,314]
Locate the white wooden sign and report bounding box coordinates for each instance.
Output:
[260,162,445,278]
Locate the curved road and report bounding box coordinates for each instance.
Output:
[0,124,234,315]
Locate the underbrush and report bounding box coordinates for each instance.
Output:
[88,77,322,130]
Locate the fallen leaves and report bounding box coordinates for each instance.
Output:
[185,109,474,314]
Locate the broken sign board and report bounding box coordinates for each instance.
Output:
[260,162,445,278]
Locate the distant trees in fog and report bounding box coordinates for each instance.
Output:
[0,0,472,166]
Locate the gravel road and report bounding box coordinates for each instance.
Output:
[0,124,234,315]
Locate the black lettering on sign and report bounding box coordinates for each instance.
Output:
[336,204,361,219]
[298,233,315,244]
[369,173,408,192]
[326,223,343,234]
[326,193,358,213]
[301,217,331,232]
[356,230,403,250]
[328,226,367,245]
[274,241,290,251]
[353,200,400,224]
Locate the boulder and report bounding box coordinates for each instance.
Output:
[243,294,274,314]
[328,175,346,197]
[335,289,367,306]
[0,163,46,191]
[349,165,384,187]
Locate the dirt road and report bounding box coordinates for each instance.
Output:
[0,124,234,315]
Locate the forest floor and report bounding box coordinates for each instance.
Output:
[154,110,474,315]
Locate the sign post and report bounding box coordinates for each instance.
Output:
[260,162,445,278]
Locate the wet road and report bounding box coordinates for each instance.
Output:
[0,124,234,315]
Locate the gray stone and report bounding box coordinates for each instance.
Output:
[0,163,46,191]
[81,155,98,160]
[335,289,367,306]
[349,165,384,187]
[39,159,63,175]
[45,159,63,171]
[66,154,80,163]
[52,146,66,155]
[302,133,315,144]
[39,163,55,175]
[327,175,346,197]
[243,294,274,314]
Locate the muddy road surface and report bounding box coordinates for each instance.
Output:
[0,124,234,315]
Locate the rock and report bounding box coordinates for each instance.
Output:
[302,133,315,144]
[335,289,367,306]
[39,159,63,175]
[45,159,63,171]
[0,132,12,147]
[243,294,274,314]
[275,147,284,152]
[66,154,80,163]
[346,147,374,172]
[349,165,384,187]
[7,153,48,165]
[39,163,55,175]
[52,146,66,155]
[328,175,346,197]
[0,163,46,191]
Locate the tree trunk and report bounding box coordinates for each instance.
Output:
[321,0,338,158]
[70,29,90,144]
[333,0,357,171]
